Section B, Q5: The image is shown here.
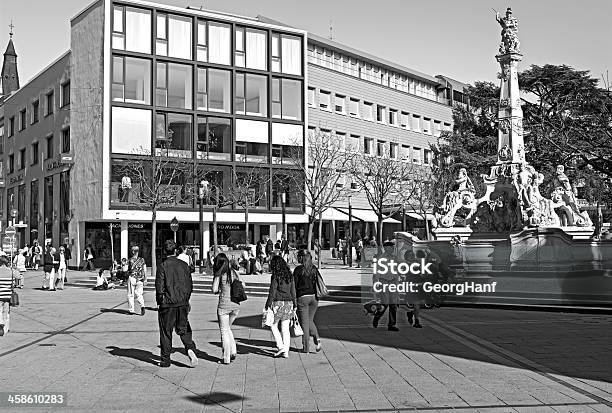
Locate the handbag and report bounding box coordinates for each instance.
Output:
[331,248,337,258]
[290,316,304,337]
[315,270,329,298]
[261,308,274,327]
[10,290,19,307]
[230,273,247,304]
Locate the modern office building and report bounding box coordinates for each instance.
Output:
[0,0,468,266]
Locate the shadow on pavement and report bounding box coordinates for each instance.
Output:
[185,392,244,405]
[210,338,276,357]
[233,301,612,384]
[100,308,133,315]
[106,345,190,368]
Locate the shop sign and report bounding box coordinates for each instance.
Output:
[128,223,145,229]
[8,173,24,185]
[46,155,70,172]
[217,224,244,231]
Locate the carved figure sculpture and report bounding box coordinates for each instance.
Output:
[496,7,520,54]
[437,169,477,227]
[551,165,593,227]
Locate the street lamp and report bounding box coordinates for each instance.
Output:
[348,194,353,267]
[281,192,287,240]
[198,180,208,273]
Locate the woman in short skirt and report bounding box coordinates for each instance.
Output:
[265,255,296,358]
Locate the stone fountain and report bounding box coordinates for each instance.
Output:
[393,8,612,309]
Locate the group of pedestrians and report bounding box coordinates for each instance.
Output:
[40,244,71,291]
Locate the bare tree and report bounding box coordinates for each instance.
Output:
[348,149,417,249]
[289,128,355,256]
[402,167,437,240]
[115,147,193,278]
[228,166,272,245]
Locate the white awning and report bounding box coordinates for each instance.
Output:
[236,119,269,143]
[383,216,401,224]
[272,123,303,146]
[323,208,384,223]
[406,212,436,221]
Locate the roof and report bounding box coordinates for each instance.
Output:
[4,39,16,56]
[436,75,470,91]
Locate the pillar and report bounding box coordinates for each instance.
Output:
[329,220,336,247]
[254,224,261,244]
[120,220,128,260]
[274,223,282,243]
[203,224,210,262]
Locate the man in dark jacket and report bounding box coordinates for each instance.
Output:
[155,240,197,368]
[265,236,274,257]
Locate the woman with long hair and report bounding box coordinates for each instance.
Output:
[265,255,296,358]
[294,250,321,353]
[212,253,241,364]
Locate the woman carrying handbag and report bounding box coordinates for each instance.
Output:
[212,254,244,364]
[265,255,297,358]
[293,250,322,353]
[0,256,15,336]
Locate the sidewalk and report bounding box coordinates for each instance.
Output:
[0,272,610,412]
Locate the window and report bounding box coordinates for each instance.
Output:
[196,20,207,61]
[363,102,373,121]
[208,22,231,65]
[376,105,386,123]
[46,91,54,116]
[377,141,386,157]
[8,117,14,137]
[319,91,331,110]
[349,99,359,117]
[208,69,231,113]
[334,95,346,114]
[156,14,192,59]
[424,149,433,165]
[272,170,302,208]
[272,123,303,164]
[197,116,231,160]
[0,120,3,154]
[46,135,54,159]
[19,109,26,131]
[443,123,452,132]
[412,147,422,164]
[400,112,410,129]
[111,107,152,154]
[388,109,398,126]
[347,135,360,152]
[235,73,267,117]
[62,128,70,153]
[272,78,302,120]
[235,119,269,163]
[196,68,207,111]
[272,33,302,75]
[30,180,39,233]
[31,100,39,124]
[156,62,192,109]
[59,171,70,237]
[400,145,410,162]
[8,154,14,173]
[307,87,315,107]
[31,142,39,165]
[19,148,25,170]
[390,143,398,159]
[61,82,70,107]
[112,56,151,104]
[235,27,267,70]
[155,112,192,157]
[422,118,431,134]
[433,120,442,137]
[235,168,268,208]
[411,115,421,132]
[111,159,146,205]
[112,6,151,53]
[363,137,373,155]
[335,132,346,152]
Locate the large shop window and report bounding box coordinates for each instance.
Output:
[208,22,231,65]
[110,159,146,205]
[235,119,268,164]
[272,123,303,165]
[235,73,267,117]
[156,113,192,158]
[112,107,152,154]
[271,78,302,120]
[235,168,268,209]
[271,33,302,75]
[156,62,192,109]
[159,166,191,207]
[197,68,231,113]
[113,6,151,53]
[112,56,151,104]
[197,117,231,161]
[196,166,229,208]
[235,27,267,70]
[272,170,303,208]
[156,14,192,59]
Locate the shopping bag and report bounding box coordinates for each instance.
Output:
[261,308,274,327]
[290,316,304,337]
[10,290,19,307]
[315,270,329,298]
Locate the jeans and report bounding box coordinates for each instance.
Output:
[127,277,144,313]
[374,304,397,327]
[217,307,239,363]
[270,319,291,355]
[158,305,196,363]
[297,294,319,352]
[42,269,55,290]
[0,301,9,332]
[56,268,66,289]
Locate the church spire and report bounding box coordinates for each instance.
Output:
[2,21,20,96]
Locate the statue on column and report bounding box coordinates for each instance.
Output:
[437,168,477,227]
[496,7,520,54]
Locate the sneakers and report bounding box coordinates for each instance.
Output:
[141,307,146,316]
[230,354,237,362]
[388,326,399,332]
[159,360,171,368]
[187,349,198,367]
[413,322,423,328]
[315,341,322,352]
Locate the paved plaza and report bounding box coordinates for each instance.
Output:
[0,271,610,413]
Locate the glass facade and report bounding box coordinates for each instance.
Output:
[110,3,305,212]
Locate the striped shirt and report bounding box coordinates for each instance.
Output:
[0,266,13,302]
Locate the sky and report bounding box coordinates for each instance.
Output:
[1,0,611,88]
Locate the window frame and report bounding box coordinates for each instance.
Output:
[46,134,54,160]
[61,128,71,154]
[45,91,54,116]
[61,81,70,107]
[31,142,39,165]
[318,90,331,111]
[334,94,346,115]
[31,100,40,124]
